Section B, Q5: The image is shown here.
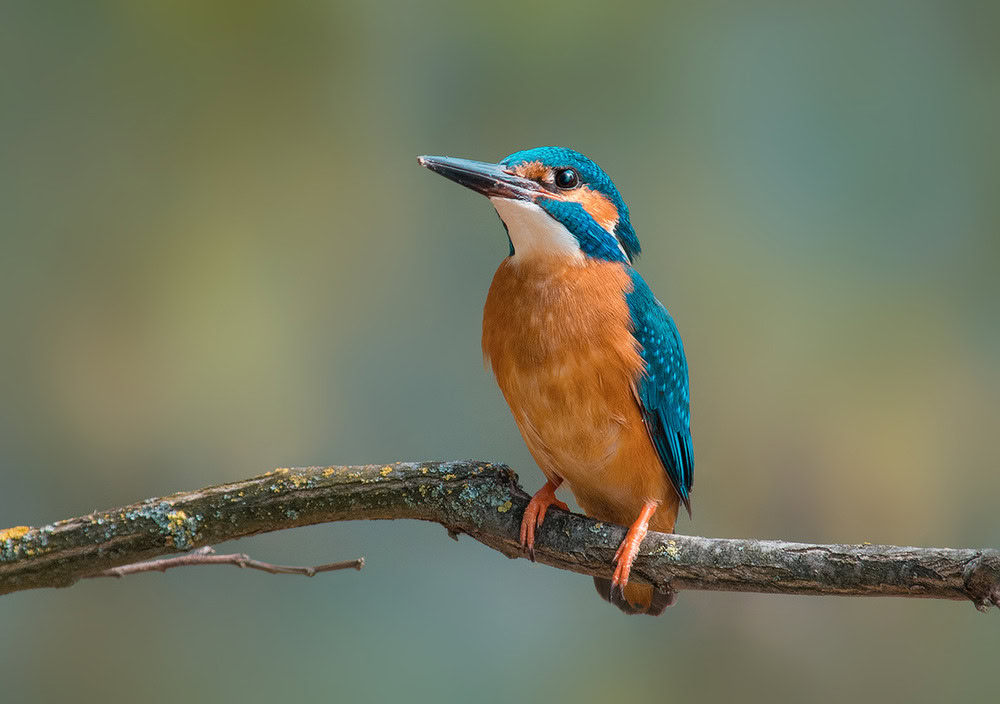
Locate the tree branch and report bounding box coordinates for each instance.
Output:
[1,461,997,611]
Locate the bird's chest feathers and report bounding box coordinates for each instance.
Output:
[482,258,644,474]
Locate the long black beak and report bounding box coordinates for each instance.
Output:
[417,155,542,200]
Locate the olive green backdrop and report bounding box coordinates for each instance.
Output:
[2,2,998,702]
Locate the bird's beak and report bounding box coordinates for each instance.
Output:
[417,155,543,201]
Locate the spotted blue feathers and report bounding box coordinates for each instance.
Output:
[626,270,694,513]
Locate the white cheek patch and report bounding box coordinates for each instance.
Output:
[490,198,585,264]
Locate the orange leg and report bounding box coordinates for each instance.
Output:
[519,478,569,561]
[610,500,659,600]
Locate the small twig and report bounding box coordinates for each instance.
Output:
[91,546,364,579]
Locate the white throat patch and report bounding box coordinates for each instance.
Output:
[490,198,585,264]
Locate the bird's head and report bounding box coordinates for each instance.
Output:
[418,146,639,264]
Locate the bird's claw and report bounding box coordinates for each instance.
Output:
[610,545,633,595]
[608,500,658,597]
[608,582,628,608]
[519,480,567,560]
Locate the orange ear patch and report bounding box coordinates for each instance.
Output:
[564,187,620,232]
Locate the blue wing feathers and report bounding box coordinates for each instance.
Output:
[626,270,694,514]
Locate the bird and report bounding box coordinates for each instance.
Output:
[418,147,693,615]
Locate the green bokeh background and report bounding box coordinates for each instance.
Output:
[2,2,998,702]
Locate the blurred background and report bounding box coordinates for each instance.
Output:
[2,1,998,702]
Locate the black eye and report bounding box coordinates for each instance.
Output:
[554,168,580,189]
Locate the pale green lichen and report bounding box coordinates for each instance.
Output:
[458,484,480,502]
[122,502,202,550]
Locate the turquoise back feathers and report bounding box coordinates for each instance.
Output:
[627,270,694,512]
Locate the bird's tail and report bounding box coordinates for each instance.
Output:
[592,578,676,616]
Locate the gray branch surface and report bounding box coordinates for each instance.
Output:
[1,461,998,611]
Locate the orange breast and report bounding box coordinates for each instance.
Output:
[482,256,679,531]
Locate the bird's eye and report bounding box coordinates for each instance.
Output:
[554,168,580,189]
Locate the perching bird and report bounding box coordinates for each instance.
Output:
[418,147,693,615]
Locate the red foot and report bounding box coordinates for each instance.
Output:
[519,478,569,561]
[610,501,659,600]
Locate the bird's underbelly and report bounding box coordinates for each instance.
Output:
[496,360,671,522]
[497,340,676,531]
[501,361,630,482]
[482,257,679,528]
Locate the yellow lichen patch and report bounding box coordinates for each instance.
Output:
[497,500,513,513]
[380,466,393,477]
[442,474,456,481]
[421,468,428,474]
[167,510,187,527]
[0,526,30,541]
[288,474,308,488]
[265,468,290,476]
[419,485,428,497]
[322,468,336,478]
[665,539,680,558]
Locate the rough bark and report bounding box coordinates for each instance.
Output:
[1,461,997,611]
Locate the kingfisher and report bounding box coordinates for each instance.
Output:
[418,147,693,615]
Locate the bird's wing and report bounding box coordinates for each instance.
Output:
[626,271,694,514]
